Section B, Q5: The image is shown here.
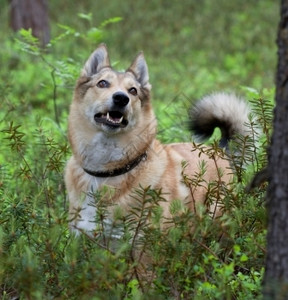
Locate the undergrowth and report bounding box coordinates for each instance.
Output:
[0,98,271,298]
[0,6,275,299]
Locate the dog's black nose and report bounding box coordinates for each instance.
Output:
[113,92,130,107]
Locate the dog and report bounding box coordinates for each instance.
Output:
[64,44,251,236]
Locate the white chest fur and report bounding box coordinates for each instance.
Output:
[80,133,126,170]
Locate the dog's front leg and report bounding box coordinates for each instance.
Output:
[69,193,97,235]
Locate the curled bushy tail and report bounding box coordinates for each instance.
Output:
[189,93,252,147]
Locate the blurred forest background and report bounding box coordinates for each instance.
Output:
[0,0,280,299]
[1,1,278,125]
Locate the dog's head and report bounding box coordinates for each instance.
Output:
[73,44,153,135]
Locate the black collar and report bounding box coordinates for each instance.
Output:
[83,152,147,178]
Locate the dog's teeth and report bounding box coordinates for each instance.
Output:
[105,112,124,124]
[107,113,114,123]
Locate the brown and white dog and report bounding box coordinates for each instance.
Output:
[64,44,251,235]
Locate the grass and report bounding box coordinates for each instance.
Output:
[0,0,278,298]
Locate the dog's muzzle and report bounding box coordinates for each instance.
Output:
[94,92,129,129]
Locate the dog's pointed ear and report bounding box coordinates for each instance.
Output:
[127,52,150,89]
[81,44,111,76]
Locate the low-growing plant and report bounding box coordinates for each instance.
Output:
[0,88,270,298]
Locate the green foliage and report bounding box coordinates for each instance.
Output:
[0,0,276,298]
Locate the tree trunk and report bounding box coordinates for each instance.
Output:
[263,0,288,299]
[10,0,50,46]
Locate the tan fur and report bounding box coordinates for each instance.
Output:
[65,44,234,234]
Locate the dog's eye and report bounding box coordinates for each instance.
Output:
[97,80,110,88]
[128,87,137,96]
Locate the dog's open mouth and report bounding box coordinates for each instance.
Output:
[94,111,128,128]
